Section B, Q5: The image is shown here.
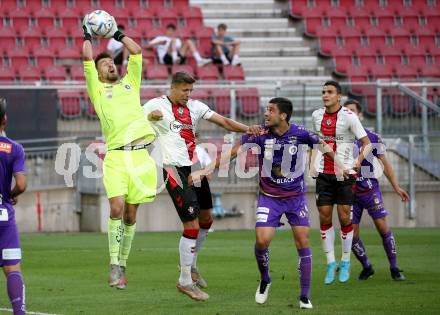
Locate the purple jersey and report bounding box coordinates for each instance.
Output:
[355,128,385,194]
[241,124,320,198]
[0,137,26,226]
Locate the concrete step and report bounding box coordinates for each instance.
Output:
[237,37,306,49]
[202,9,285,19]
[240,47,311,57]
[227,27,298,38]
[245,66,326,77]
[240,56,319,68]
[204,18,289,29]
[191,0,277,10]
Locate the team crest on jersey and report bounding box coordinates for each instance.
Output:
[326,118,333,126]
[106,92,112,99]
[177,107,184,116]
[288,144,298,155]
[188,206,194,215]
[124,84,131,90]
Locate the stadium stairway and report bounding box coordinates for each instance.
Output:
[191,0,332,121]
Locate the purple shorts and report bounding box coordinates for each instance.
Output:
[0,223,22,267]
[256,193,310,228]
[352,189,388,224]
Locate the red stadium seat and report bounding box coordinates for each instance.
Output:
[58,90,82,119]
[17,64,42,81]
[172,64,195,76]
[0,66,16,82]
[197,65,220,81]
[44,66,67,81]
[236,88,260,117]
[211,89,231,116]
[85,98,98,119]
[189,89,210,104]
[223,65,245,81]
[171,0,190,10]
[141,89,160,103]
[156,8,179,28]
[70,65,84,81]
[145,64,169,80]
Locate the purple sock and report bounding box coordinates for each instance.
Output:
[255,246,271,283]
[7,272,25,315]
[297,248,312,299]
[351,238,371,268]
[382,231,397,269]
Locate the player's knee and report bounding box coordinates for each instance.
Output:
[198,210,212,225]
[110,206,123,219]
[3,263,21,275]
[255,237,270,249]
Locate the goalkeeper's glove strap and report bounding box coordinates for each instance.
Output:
[113,31,125,42]
[82,26,92,41]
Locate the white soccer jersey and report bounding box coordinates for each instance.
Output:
[311,106,367,174]
[143,96,215,167]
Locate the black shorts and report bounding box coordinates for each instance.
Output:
[194,176,213,210]
[163,166,212,222]
[316,173,356,206]
[163,52,186,65]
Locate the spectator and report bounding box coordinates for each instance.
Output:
[147,23,211,67]
[211,23,241,65]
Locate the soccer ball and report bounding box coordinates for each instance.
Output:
[86,10,115,38]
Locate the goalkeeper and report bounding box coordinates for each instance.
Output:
[82,14,157,289]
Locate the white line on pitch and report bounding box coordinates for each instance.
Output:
[0,308,63,315]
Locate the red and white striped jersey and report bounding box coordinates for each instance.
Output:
[311,106,367,174]
[143,95,215,167]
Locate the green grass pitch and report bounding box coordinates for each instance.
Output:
[1,228,439,315]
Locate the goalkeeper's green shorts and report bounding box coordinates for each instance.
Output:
[103,149,157,204]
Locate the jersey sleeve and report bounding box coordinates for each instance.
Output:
[12,144,26,174]
[350,113,368,140]
[83,60,100,105]
[195,100,215,120]
[371,133,386,157]
[126,54,142,90]
[304,129,321,148]
[311,110,319,133]
[142,99,158,117]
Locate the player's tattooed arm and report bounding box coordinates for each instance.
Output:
[378,154,410,202]
[10,173,26,205]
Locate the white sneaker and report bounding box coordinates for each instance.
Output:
[197,58,212,67]
[221,55,230,65]
[299,297,313,309]
[255,281,271,304]
[231,55,241,66]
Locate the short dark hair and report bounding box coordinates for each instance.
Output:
[269,97,293,122]
[343,99,362,113]
[166,23,176,30]
[117,24,125,30]
[323,80,342,94]
[218,23,227,30]
[0,97,7,122]
[94,52,112,68]
[171,72,196,85]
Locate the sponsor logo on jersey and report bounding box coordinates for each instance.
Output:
[256,213,268,223]
[169,120,193,133]
[288,136,297,142]
[320,135,344,141]
[0,142,12,153]
[257,207,270,214]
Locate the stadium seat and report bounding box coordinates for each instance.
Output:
[141,89,159,103]
[156,8,179,27]
[145,64,169,80]
[387,93,412,115]
[17,64,42,81]
[34,45,55,66]
[70,65,84,81]
[236,88,260,117]
[223,65,245,81]
[0,66,16,82]
[58,90,82,119]
[172,64,195,76]
[210,89,231,116]
[197,65,220,81]
[190,89,210,104]
[171,0,190,10]
[85,98,98,119]
[44,66,67,81]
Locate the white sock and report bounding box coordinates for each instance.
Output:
[220,54,230,65]
[320,225,335,264]
[193,51,202,62]
[172,51,178,62]
[192,228,209,270]
[341,225,354,262]
[232,54,240,65]
[179,236,196,285]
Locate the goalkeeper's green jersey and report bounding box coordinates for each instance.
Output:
[83,54,155,150]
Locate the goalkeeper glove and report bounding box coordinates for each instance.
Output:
[82,15,92,41]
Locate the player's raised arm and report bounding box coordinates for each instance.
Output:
[82,15,93,61]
